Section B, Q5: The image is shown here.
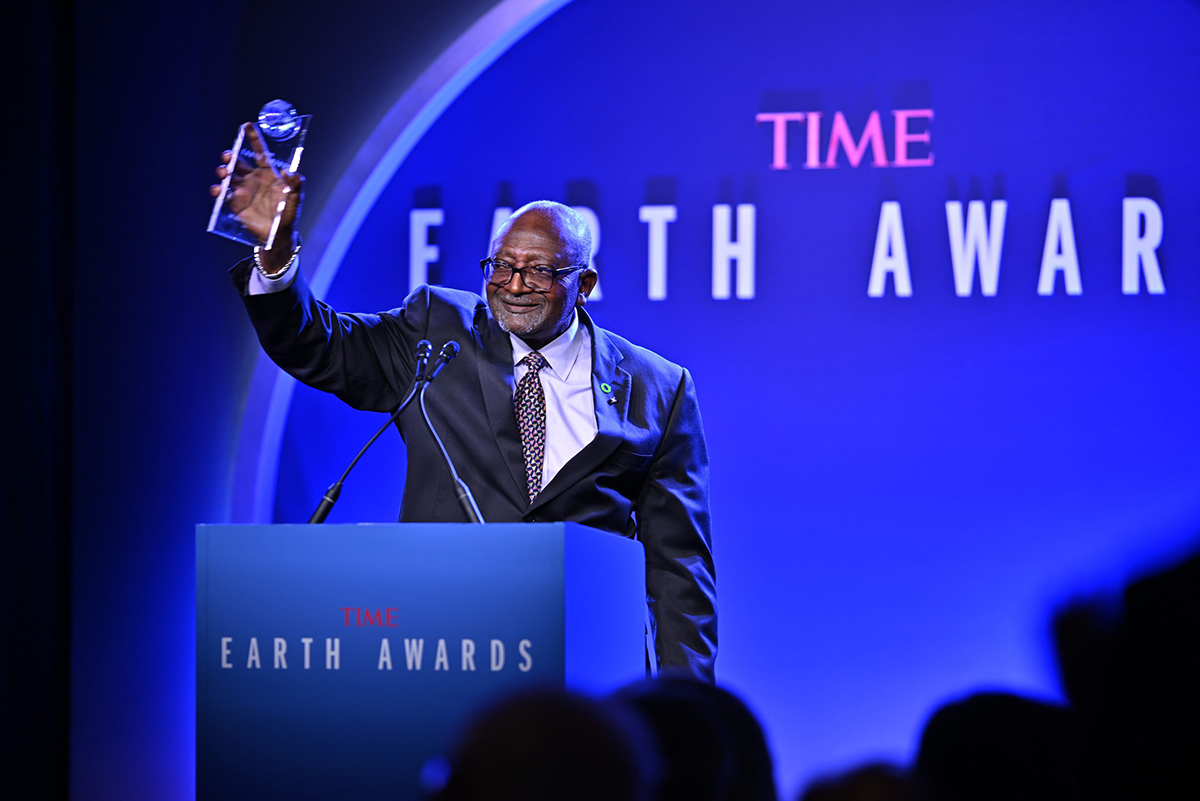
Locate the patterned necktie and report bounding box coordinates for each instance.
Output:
[515,351,549,502]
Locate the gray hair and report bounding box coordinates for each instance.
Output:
[491,201,594,267]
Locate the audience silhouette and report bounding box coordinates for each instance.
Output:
[913,692,1081,801]
[614,676,778,801]
[800,762,916,801]
[1052,548,1200,800]
[428,545,1200,801]
[431,686,659,801]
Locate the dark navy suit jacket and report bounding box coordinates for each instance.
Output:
[236,262,717,680]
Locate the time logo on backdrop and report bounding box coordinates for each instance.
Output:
[398,98,1167,302]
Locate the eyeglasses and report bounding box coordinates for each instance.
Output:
[480,258,586,292]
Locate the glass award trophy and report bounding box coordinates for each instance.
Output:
[207,99,312,250]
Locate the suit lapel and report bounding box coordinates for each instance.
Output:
[528,311,629,513]
[476,314,529,504]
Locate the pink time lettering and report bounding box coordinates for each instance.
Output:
[340,607,400,627]
[755,109,934,170]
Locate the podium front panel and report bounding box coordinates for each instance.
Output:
[197,522,644,800]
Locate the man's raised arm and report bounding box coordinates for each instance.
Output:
[212,124,425,412]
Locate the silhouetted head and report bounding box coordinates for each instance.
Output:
[799,762,917,801]
[433,686,658,801]
[1053,547,1200,798]
[915,691,1081,801]
[614,676,778,801]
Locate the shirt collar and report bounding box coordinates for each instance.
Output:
[510,310,586,380]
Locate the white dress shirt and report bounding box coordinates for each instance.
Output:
[248,261,598,487]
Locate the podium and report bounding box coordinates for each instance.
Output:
[196,523,647,800]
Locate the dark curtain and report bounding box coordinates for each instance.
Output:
[3,0,74,792]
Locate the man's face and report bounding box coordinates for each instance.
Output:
[486,211,597,348]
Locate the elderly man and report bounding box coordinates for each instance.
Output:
[214,128,716,679]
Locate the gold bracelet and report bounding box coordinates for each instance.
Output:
[253,238,302,280]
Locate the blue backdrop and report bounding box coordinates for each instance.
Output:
[68,0,1200,798]
[255,0,1200,789]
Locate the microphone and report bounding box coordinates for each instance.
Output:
[417,341,485,523]
[414,339,433,383]
[424,340,459,382]
[307,340,432,524]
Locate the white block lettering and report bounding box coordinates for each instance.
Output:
[301,637,313,670]
[325,637,340,670]
[712,204,756,299]
[435,638,449,671]
[378,638,393,670]
[639,205,677,300]
[868,201,912,297]
[246,637,261,669]
[1122,197,1165,295]
[490,639,505,671]
[404,638,425,670]
[409,208,444,292]
[1038,199,1082,295]
[946,200,1007,297]
[462,638,476,671]
[518,639,533,672]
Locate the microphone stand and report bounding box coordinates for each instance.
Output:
[307,340,432,523]
[307,339,485,525]
[417,342,485,523]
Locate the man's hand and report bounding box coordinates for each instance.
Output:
[210,123,304,273]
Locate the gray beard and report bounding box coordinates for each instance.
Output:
[491,304,550,338]
[489,291,573,340]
